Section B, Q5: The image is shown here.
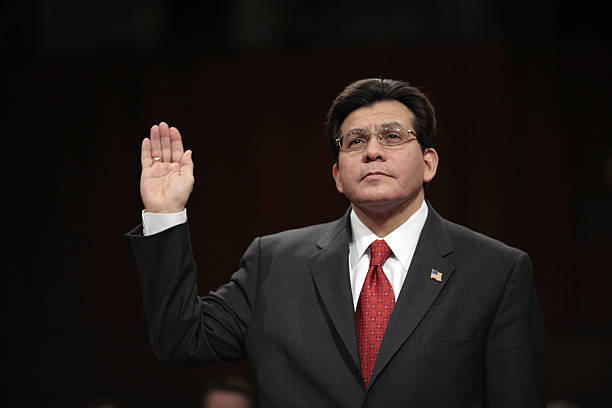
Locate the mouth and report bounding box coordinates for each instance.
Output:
[361,171,391,180]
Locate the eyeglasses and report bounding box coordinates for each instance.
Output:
[335,125,418,153]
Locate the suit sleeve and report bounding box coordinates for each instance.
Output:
[485,251,547,407]
[126,223,259,364]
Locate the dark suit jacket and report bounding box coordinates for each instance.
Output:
[126,202,546,407]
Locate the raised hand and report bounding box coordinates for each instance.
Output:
[140,122,194,213]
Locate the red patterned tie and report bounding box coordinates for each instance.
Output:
[355,239,395,388]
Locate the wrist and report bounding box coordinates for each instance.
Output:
[144,207,185,214]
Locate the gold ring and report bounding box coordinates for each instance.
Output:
[153,157,161,162]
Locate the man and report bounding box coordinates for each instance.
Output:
[127,78,546,407]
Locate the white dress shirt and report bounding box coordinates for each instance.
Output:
[142,209,187,236]
[348,200,428,310]
[142,200,428,311]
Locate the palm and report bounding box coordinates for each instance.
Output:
[140,122,194,213]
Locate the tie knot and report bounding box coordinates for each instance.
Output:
[369,239,392,267]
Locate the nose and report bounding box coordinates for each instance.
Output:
[363,135,386,162]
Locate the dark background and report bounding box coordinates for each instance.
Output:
[4,1,610,406]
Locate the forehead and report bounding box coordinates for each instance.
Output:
[340,100,415,133]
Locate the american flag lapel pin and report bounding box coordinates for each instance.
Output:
[430,268,442,282]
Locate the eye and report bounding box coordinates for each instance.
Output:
[381,129,404,144]
[347,136,367,147]
[342,131,368,150]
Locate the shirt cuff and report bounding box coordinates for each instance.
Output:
[142,209,187,236]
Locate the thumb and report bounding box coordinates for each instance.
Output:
[180,150,194,171]
[180,150,193,168]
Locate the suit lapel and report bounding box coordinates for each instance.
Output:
[370,202,455,387]
[308,211,362,373]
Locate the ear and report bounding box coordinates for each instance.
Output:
[332,162,344,194]
[422,148,439,183]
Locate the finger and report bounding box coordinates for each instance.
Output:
[159,122,172,162]
[170,127,184,163]
[150,124,162,161]
[141,137,152,168]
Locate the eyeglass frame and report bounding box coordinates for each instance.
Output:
[335,124,419,153]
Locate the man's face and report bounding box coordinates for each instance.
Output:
[332,100,438,214]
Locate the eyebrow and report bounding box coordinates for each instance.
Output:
[346,121,406,133]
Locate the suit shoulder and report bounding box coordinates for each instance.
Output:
[440,217,526,261]
[259,218,342,247]
[246,218,343,262]
[433,217,533,288]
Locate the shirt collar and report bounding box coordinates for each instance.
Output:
[349,200,428,270]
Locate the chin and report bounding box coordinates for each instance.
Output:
[351,189,422,211]
[352,195,403,209]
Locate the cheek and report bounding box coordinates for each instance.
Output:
[333,162,351,194]
[337,169,355,192]
[335,160,358,182]
[398,155,426,184]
